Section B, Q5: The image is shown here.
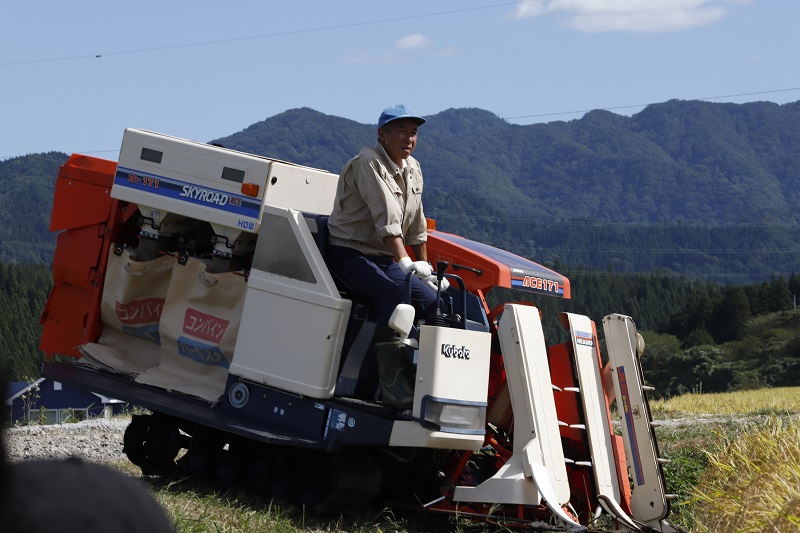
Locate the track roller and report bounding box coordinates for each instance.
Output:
[123,414,180,475]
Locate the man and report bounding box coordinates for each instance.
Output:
[327,104,447,327]
[326,104,448,406]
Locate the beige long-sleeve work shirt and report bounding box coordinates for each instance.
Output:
[327,142,427,257]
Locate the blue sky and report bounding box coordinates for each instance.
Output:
[1,0,797,161]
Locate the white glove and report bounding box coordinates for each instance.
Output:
[423,274,450,293]
[398,256,432,278]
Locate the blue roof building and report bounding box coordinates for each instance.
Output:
[5,378,127,425]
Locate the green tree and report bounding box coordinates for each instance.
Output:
[0,262,51,380]
[709,286,752,343]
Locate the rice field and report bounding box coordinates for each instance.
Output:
[690,416,800,532]
[650,386,800,417]
[125,387,800,532]
[651,387,800,532]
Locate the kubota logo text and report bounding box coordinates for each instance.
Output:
[441,344,470,360]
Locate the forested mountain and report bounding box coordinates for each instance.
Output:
[3,253,798,393]
[0,152,64,263]
[216,100,800,283]
[211,101,800,227]
[0,262,52,380]
[2,100,800,389]
[2,99,799,281]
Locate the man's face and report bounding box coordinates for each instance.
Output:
[379,118,419,165]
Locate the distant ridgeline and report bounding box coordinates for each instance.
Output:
[3,99,800,283]
[214,100,800,285]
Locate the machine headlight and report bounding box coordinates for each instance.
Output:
[421,397,486,434]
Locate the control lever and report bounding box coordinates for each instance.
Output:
[435,260,449,295]
[426,261,450,326]
[452,263,483,276]
[428,261,469,330]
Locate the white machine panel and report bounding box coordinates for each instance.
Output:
[452,305,582,530]
[229,206,350,399]
[412,325,491,415]
[389,325,491,451]
[603,313,670,525]
[112,129,339,233]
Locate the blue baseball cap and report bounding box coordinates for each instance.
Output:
[378,104,426,129]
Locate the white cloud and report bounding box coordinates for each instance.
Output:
[511,0,749,32]
[432,46,459,58]
[346,34,457,64]
[344,50,371,64]
[511,0,546,20]
[394,33,431,51]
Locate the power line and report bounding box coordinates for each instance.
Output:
[529,247,800,254]
[7,85,798,160]
[2,0,798,155]
[0,149,118,163]
[0,1,524,67]
[502,87,800,121]
[552,270,797,279]
[433,214,799,228]
[1,0,798,157]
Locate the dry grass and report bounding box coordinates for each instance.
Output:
[146,479,416,533]
[108,387,800,532]
[646,388,800,531]
[650,387,800,417]
[121,470,466,533]
[690,416,800,532]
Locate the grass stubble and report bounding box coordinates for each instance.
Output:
[652,387,800,532]
[107,387,800,532]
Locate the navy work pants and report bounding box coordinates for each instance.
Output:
[326,245,438,326]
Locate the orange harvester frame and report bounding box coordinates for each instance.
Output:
[39,153,637,528]
[39,155,132,358]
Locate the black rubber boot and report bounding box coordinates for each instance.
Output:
[375,338,415,409]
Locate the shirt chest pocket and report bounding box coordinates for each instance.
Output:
[388,181,403,198]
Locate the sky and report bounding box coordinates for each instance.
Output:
[1,0,798,162]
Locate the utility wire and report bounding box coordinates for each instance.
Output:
[1,1,798,155]
[503,87,800,121]
[4,85,799,161]
[433,214,800,228]
[0,1,524,67]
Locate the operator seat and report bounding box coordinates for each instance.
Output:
[303,213,380,400]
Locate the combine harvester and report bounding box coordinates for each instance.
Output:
[40,129,677,531]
